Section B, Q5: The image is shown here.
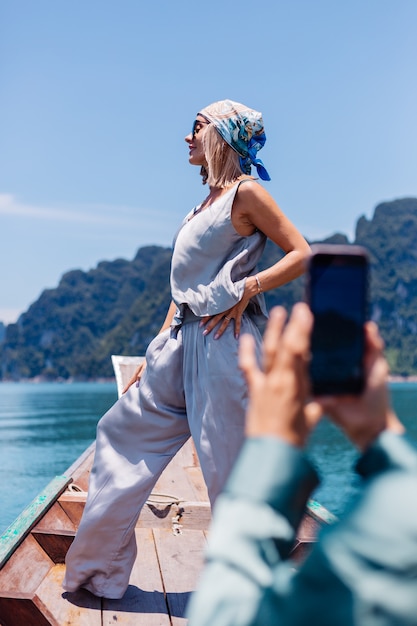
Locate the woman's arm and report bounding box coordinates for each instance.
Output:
[159,300,178,333]
[122,300,177,393]
[203,181,310,339]
[233,180,310,294]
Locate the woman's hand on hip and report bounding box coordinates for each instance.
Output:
[199,299,250,340]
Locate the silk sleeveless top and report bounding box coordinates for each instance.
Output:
[170,181,268,327]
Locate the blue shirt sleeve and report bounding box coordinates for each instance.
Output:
[187,432,417,626]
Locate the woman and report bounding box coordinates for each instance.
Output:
[63,99,310,600]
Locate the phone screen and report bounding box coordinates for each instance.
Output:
[308,251,368,395]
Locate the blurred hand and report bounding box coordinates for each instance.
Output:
[315,321,405,451]
[239,303,322,448]
[122,360,147,394]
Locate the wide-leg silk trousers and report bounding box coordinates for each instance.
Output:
[63,316,262,599]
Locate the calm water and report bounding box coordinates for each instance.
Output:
[308,382,417,515]
[0,381,416,533]
[0,382,117,533]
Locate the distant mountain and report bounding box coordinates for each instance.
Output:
[1,198,417,379]
[0,246,172,380]
[355,198,417,374]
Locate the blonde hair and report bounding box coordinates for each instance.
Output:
[201,124,244,188]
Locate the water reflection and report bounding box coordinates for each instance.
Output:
[308,382,417,516]
[0,382,117,532]
[0,381,416,531]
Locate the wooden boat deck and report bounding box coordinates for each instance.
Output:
[0,435,333,625]
[0,357,335,624]
[0,439,213,625]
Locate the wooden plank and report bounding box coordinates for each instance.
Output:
[296,512,322,541]
[58,439,210,532]
[0,475,71,569]
[31,501,77,564]
[102,528,170,625]
[0,597,53,626]
[289,502,336,565]
[153,528,207,625]
[32,530,75,564]
[33,501,77,534]
[0,534,53,597]
[58,493,88,528]
[290,539,317,564]
[58,490,210,532]
[138,501,211,531]
[36,563,101,626]
[172,439,197,468]
[152,440,207,505]
[153,460,200,504]
[66,444,95,492]
[185,466,209,502]
[167,502,210,532]
[307,499,337,525]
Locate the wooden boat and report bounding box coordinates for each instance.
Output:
[0,356,336,625]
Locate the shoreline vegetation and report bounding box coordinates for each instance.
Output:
[4,370,417,386]
[2,198,417,381]
[0,377,117,384]
[388,375,417,383]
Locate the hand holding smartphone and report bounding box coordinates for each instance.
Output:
[306,244,369,395]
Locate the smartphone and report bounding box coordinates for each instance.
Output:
[306,244,369,395]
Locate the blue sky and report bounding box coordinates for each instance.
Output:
[1,0,416,324]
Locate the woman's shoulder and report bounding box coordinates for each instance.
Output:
[236,177,273,205]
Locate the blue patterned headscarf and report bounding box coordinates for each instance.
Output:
[199,99,271,181]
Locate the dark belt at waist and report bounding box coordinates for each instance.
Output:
[181,305,204,325]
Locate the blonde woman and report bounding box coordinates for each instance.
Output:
[63,99,310,600]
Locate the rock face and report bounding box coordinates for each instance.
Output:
[1,198,417,379]
[355,198,417,374]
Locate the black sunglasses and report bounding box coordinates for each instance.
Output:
[191,119,210,139]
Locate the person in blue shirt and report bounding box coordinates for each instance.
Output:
[187,302,417,626]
